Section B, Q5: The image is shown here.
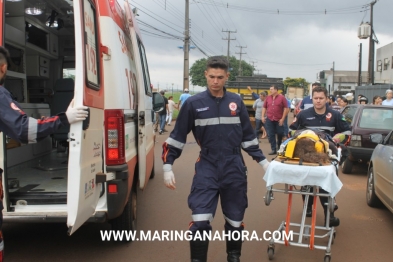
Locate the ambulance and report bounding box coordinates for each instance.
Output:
[0,0,163,235]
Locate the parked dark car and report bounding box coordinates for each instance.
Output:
[366,131,393,212]
[340,104,393,174]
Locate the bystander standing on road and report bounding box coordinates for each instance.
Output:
[336,96,342,106]
[159,90,169,134]
[382,90,393,106]
[357,94,365,104]
[339,97,349,108]
[300,82,322,110]
[261,85,289,155]
[178,88,191,110]
[162,56,270,262]
[372,95,383,105]
[329,95,341,111]
[166,96,178,126]
[247,86,259,100]
[359,96,368,105]
[253,92,267,142]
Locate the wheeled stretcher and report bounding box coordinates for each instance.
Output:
[263,157,343,262]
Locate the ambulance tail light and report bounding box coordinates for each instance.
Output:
[350,135,362,147]
[105,110,125,165]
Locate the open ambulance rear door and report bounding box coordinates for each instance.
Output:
[67,0,104,235]
[124,1,155,190]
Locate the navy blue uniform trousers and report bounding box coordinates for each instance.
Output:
[188,148,247,233]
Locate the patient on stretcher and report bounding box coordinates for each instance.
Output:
[293,138,330,164]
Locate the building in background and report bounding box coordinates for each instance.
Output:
[318,70,368,96]
[375,42,393,84]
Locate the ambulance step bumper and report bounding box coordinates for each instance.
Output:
[3,211,107,223]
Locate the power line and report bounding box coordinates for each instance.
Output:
[196,1,370,15]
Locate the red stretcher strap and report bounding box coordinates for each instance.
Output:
[285,185,293,246]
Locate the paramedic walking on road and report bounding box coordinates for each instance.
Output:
[261,85,289,155]
[0,46,88,261]
[289,86,351,227]
[162,56,270,262]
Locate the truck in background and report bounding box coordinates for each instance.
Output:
[226,75,284,119]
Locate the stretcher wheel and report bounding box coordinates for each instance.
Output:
[267,247,274,260]
[264,190,272,206]
[324,255,331,262]
[264,187,274,206]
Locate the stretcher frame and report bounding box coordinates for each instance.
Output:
[264,165,338,262]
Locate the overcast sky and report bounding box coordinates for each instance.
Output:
[129,0,393,91]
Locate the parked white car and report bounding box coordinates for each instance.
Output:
[366,131,393,212]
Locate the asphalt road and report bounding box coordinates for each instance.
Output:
[3,117,393,262]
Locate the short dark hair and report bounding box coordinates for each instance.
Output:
[312,86,328,97]
[270,85,278,91]
[341,97,348,104]
[312,82,321,87]
[0,46,11,67]
[206,56,229,71]
[259,91,267,96]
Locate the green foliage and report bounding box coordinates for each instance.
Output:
[189,56,254,87]
[189,58,208,87]
[283,77,309,93]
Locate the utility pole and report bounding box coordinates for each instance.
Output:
[222,29,236,63]
[250,60,257,76]
[358,43,362,86]
[368,0,377,85]
[236,45,247,77]
[183,0,190,91]
[331,62,335,94]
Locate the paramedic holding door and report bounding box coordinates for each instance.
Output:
[289,86,351,227]
[162,56,270,262]
[0,46,88,261]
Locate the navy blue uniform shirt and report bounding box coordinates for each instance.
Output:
[289,106,351,137]
[162,88,266,165]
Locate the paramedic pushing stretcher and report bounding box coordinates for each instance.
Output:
[162,56,270,262]
[289,86,351,227]
[0,46,88,261]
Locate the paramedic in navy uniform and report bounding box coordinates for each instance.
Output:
[0,46,88,260]
[289,86,351,227]
[162,56,270,262]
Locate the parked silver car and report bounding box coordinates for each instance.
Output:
[366,131,393,212]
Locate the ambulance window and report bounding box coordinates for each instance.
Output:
[137,38,152,96]
[83,0,100,90]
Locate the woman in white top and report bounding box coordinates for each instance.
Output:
[253,92,267,141]
[382,90,393,106]
[167,96,178,125]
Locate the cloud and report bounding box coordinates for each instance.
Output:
[134,0,393,87]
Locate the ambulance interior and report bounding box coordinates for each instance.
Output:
[3,0,78,207]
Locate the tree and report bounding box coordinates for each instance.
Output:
[189,56,254,87]
[283,77,309,94]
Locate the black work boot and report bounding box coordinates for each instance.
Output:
[190,239,209,262]
[226,238,242,262]
[324,208,340,227]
